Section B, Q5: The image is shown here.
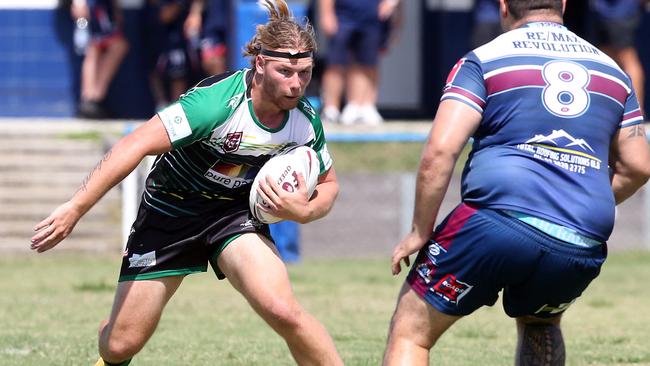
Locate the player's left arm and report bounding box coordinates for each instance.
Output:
[305,166,339,222]
[391,100,481,275]
[609,123,650,204]
[260,166,339,224]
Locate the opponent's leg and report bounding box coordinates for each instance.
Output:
[515,315,564,366]
[383,283,461,366]
[217,233,343,366]
[97,276,184,364]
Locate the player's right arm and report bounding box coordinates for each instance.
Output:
[30,116,172,253]
[391,100,481,275]
[609,123,650,204]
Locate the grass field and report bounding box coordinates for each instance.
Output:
[1,251,650,365]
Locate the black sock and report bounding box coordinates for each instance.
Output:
[103,359,132,366]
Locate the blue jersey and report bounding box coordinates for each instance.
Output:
[441,22,643,241]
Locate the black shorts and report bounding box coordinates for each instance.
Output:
[591,13,640,49]
[119,203,272,282]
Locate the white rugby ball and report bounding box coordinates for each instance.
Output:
[249,146,321,223]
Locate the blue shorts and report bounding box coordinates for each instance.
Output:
[407,203,607,318]
[326,18,386,66]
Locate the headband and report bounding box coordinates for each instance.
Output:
[260,48,313,59]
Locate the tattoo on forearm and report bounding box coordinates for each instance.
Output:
[77,149,112,193]
[626,124,646,139]
[516,324,565,366]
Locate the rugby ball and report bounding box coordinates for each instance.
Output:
[249,146,321,223]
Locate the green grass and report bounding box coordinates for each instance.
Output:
[327,141,472,173]
[57,131,105,142]
[1,252,649,365]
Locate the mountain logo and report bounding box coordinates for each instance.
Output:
[525,129,594,152]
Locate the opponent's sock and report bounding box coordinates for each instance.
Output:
[95,357,132,366]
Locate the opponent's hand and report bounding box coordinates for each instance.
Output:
[256,173,311,223]
[30,201,82,253]
[391,232,427,275]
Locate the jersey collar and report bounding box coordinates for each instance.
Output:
[521,21,566,30]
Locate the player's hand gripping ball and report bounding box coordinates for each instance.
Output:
[249,146,320,223]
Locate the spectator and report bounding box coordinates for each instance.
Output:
[185,0,231,77]
[319,0,400,125]
[590,0,645,112]
[472,0,501,47]
[72,0,129,119]
[155,0,198,103]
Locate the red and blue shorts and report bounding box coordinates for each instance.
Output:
[407,203,607,318]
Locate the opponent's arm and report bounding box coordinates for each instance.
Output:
[30,116,172,253]
[391,100,481,275]
[609,123,650,204]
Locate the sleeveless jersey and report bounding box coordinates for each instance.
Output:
[441,22,643,241]
[150,69,332,217]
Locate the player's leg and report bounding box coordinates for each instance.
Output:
[345,22,383,125]
[201,38,228,77]
[217,233,343,365]
[97,276,184,364]
[321,22,353,124]
[80,43,100,101]
[515,314,564,366]
[320,65,345,122]
[383,283,460,366]
[94,35,129,101]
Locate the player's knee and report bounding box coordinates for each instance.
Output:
[98,322,145,362]
[99,335,142,362]
[259,298,304,332]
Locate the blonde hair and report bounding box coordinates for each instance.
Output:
[243,0,317,66]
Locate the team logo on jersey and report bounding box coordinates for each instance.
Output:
[300,100,316,119]
[223,132,243,152]
[227,93,243,109]
[431,274,473,304]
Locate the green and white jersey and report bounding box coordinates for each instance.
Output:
[149,69,332,217]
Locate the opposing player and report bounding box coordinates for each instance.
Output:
[383,0,650,364]
[30,1,343,365]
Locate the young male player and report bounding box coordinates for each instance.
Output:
[31,1,343,365]
[383,0,650,364]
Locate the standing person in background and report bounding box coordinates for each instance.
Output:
[31,1,343,365]
[71,0,129,119]
[155,0,196,103]
[590,0,645,112]
[472,0,501,47]
[185,0,231,77]
[383,0,650,364]
[319,0,400,125]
